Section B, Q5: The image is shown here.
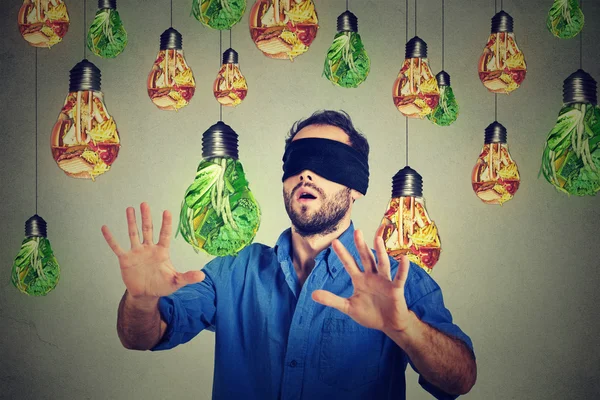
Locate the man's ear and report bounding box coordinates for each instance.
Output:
[350,189,363,201]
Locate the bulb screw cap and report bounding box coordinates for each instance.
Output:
[337,10,358,33]
[160,28,183,50]
[484,121,508,144]
[69,59,101,92]
[392,166,423,198]
[563,69,597,105]
[436,71,451,87]
[222,48,239,64]
[202,121,239,160]
[25,215,47,238]
[491,11,513,33]
[98,0,116,9]
[405,36,428,59]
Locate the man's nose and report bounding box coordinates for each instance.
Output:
[299,170,313,182]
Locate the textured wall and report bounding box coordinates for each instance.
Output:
[1,0,599,399]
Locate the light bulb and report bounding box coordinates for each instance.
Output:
[213,48,248,107]
[51,60,120,181]
[379,167,441,274]
[249,0,319,61]
[472,122,520,205]
[428,71,459,126]
[18,0,70,48]
[192,0,246,30]
[323,10,370,88]
[540,70,600,196]
[547,0,584,39]
[147,28,196,111]
[392,37,440,119]
[178,121,261,256]
[12,215,60,296]
[87,0,128,59]
[478,11,527,94]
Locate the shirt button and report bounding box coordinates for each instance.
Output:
[289,360,298,367]
[332,267,337,273]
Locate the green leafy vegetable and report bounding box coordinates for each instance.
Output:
[191,0,246,30]
[178,157,260,256]
[427,85,459,127]
[546,0,584,39]
[87,8,128,59]
[11,237,60,296]
[323,31,370,88]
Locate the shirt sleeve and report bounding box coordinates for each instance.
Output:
[150,257,223,351]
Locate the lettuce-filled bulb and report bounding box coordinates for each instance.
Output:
[379,167,441,274]
[428,71,459,126]
[323,10,370,88]
[18,0,70,48]
[547,0,584,39]
[540,70,600,196]
[478,11,526,94]
[178,121,261,256]
[213,48,248,107]
[51,60,120,180]
[472,122,520,205]
[192,0,246,30]
[87,0,128,59]
[12,215,60,296]
[392,37,440,119]
[147,28,196,111]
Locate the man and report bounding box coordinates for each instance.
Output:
[102,110,477,399]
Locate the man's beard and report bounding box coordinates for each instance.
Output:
[284,183,352,237]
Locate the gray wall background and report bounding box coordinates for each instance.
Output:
[1,0,599,399]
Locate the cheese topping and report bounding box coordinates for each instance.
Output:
[45,3,69,21]
[87,118,119,145]
[173,69,195,86]
[286,0,317,24]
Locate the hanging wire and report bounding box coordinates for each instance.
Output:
[35,48,38,214]
[579,0,583,69]
[441,0,444,70]
[405,118,409,165]
[171,0,173,27]
[414,0,417,36]
[83,0,87,58]
[219,30,223,121]
[495,0,497,13]
[346,0,348,11]
[230,29,232,48]
[405,0,409,42]
[495,94,498,121]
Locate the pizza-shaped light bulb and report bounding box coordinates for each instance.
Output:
[18,0,70,48]
[12,215,60,296]
[178,121,261,257]
[147,28,196,111]
[540,70,600,196]
[379,167,441,273]
[478,11,527,94]
[249,0,319,61]
[392,37,440,119]
[51,60,120,181]
[87,0,128,59]
[192,0,246,30]
[472,122,520,205]
[428,71,459,126]
[547,0,584,39]
[213,48,248,107]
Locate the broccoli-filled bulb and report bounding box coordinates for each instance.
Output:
[546,0,584,39]
[192,0,246,30]
[87,1,128,59]
[428,72,459,127]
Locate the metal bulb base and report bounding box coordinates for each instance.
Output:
[160,28,183,50]
[337,10,358,33]
[222,48,239,64]
[25,215,47,238]
[392,166,423,198]
[563,69,597,105]
[98,0,116,9]
[202,121,239,160]
[405,36,428,59]
[484,121,508,144]
[491,11,513,33]
[436,71,451,87]
[69,59,101,92]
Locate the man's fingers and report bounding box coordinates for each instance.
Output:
[126,207,141,248]
[180,270,205,286]
[332,239,362,277]
[354,229,377,274]
[101,225,125,257]
[157,210,172,248]
[374,229,391,280]
[140,202,154,244]
[312,290,350,315]
[393,255,410,288]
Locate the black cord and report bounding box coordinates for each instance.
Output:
[580,0,583,69]
[495,0,497,14]
[414,0,417,36]
[405,0,408,42]
[442,0,444,70]
[83,0,86,58]
[346,0,348,11]
[495,94,498,121]
[230,29,232,48]
[35,48,38,214]
[171,0,173,27]
[405,118,409,166]
[219,30,223,121]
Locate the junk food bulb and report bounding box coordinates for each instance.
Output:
[213,48,248,107]
[478,11,527,94]
[51,60,120,181]
[249,0,319,61]
[392,37,440,119]
[547,0,584,39]
[12,215,60,296]
[192,0,246,30]
[87,0,128,59]
[178,121,261,256]
[147,28,196,111]
[540,70,600,196]
[323,10,370,88]
[18,0,70,48]
[472,122,520,205]
[428,71,459,126]
[379,167,441,273]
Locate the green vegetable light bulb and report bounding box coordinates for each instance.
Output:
[87,0,128,59]
[323,10,370,88]
[428,71,459,126]
[546,0,584,39]
[12,215,60,296]
[178,121,261,256]
[192,0,246,30]
[540,70,600,196]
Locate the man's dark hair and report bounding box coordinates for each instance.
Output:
[285,110,369,160]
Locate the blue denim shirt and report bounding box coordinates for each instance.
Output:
[152,222,474,400]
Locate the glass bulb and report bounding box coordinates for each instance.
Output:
[392,37,440,119]
[428,71,459,126]
[12,215,60,296]
[472,122,520,205]
[178,122,261,256]
[18,0,70,48]
[249,0,319,61]
[478,11,526,94]
[213,49,248,107]
[192,0,246,30]
[147,28,196,111]
[547,0,584,39]
[87,0,128,59]
[51,60,120,181]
